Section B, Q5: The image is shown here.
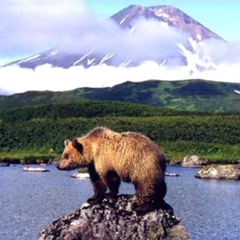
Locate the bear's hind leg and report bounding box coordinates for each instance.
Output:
[153,180,167,208]
[132,181,155,213]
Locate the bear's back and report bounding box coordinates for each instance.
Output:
[87,127,120,139]
[87,127,160,155]
[121,131,160,152]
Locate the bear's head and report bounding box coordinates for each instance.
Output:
[57,139,87,170]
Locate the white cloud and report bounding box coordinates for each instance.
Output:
[1,61,240,95]
[0,0,90,58]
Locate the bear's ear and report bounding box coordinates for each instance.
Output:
[72,139,84,154]
[64,139,70,147]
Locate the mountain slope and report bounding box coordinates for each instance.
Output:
[4,5,223,70]
[111,5,222,41]
[0,79,240,113]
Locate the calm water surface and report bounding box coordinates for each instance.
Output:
[0,165,239,240]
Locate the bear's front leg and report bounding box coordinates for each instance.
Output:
[87,164,107,204]
[104,170,121,198]
[87,180,107,204]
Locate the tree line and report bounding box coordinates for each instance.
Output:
[0,100,239,162]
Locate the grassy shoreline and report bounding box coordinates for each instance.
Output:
[0,152,58,164]
[1,141,239,165]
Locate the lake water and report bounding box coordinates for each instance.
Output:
[0,165,239,240]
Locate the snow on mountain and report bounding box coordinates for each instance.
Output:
[234,89,240,94]
[4,5,224,72]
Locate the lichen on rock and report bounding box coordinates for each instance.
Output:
[39,195,189,240]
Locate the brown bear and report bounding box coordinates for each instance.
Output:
[57,127,167,212]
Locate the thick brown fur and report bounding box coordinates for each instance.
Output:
[57,127,167,213]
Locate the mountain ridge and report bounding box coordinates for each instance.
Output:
[0,79,240,113]
[111,5,222,40]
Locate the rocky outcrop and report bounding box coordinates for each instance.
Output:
[39,195,189,240]
[182,155,209,168]
[195,164,240,180]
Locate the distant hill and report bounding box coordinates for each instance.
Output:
[1,79,240,113]
[75,79,240,113]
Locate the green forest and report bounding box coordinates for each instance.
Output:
[0,100,240,164]
[1,79,240,113]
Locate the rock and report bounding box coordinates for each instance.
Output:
[0,162,10,167]
[23,166,50,172]
[165,172,180,177]
[71,172,90,179]
[195,164,240,180]
[182,155,208,168]
[168,160,182,166]
[39,195,189,240]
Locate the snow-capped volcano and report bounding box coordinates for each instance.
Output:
[4,5,224,70]
[111,5,222,41]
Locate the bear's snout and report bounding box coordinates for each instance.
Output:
[56,159,79,171]
[56,159,68,170]
[55,162,62,170]
[55,161,65,170]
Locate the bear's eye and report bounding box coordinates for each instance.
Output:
[64,154,69,159]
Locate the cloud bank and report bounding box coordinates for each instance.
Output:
[1,60,240,95]
[1,0,240,95]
